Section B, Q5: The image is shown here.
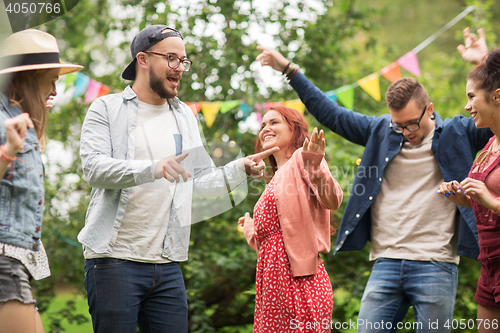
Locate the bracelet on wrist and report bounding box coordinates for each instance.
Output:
[282,62,291,75]
[0,145,17,162]
[287,66,299,80]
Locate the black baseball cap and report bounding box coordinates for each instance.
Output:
[121,25,183,81]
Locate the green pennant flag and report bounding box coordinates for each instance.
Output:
[219,100,240,114]
[65,72,77,90]
[335,84,354,110]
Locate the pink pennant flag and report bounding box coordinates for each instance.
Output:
[84,80,102,105]
[255,112,263,124]
[397,51,421,77]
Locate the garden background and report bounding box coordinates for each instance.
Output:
[1,0,500,332]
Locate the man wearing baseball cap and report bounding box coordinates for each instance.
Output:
[78,25,276,332]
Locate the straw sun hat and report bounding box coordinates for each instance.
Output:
[0,29,83,75]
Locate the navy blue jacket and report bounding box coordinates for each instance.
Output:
[290,72,492,260]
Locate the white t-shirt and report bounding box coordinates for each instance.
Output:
[85,101,180,263]
[370,129,459,264]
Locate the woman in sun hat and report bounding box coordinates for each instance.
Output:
[0,29,82,333]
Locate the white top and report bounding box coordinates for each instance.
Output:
[370,129,459,264]
[0,241,50,280]
[85,101,179,263]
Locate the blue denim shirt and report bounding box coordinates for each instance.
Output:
[78,86,247,262]
[0,94,45,251]
[290,72,493,260]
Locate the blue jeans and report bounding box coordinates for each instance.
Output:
[84,258,188,333]
[357,258,458,333]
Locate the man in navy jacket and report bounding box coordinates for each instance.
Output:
[256,28,491,332]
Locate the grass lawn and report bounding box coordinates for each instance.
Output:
[40,292,92,333]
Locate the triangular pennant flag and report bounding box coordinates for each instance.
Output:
[335,85,354,110]
[186,102,201,115]
[255,112,262,124]
[380,62,401,83]
[357,73,381,101]
[265,102,284,110]
[201,101,221,128]
[325,90,337,103]
[97,85,110,98]
[84,80,102,105]
[397,50,421,77]
[283,99,305,114]
[73,73,90,98]
[240,103,253,120]
[65,72,77,90]
[219,100,240,114]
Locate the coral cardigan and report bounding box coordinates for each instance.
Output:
[244,148,343,277]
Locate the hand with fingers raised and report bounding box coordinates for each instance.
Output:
[255,45,290,73]
[303,127,325,154]
[457,27,488,65]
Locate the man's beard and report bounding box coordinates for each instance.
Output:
[149,66,177,99]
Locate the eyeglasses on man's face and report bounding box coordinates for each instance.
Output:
[389,104,429,134]
[144,51,192,72]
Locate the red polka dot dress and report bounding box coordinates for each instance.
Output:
[252,177,333,333]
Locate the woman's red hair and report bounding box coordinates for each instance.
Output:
[254,105,309,175]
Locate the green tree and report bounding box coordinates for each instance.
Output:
[28,0,498,332]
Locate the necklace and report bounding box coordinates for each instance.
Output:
[477,140,500,172]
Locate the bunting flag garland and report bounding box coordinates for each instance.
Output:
[283,99,306,114]
[73,73,90,98]
[380,62,401,83]
[325,90,337,103]
[255,111,262,124]
[201,101,221,128]
[97,85,110,99]
[335,85,354,110]
[357,73,381,101]
[219,100,240,114]
[49,5,475,130]
[84,80,103,105]
[65,72,77,90]
[319,5,474,109]
[397,50,421,77]
[240,103,253,119]
[186,102,201,115]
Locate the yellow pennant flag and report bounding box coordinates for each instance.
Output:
[357,73,381,101]
[283,99,305,114]
[201,101,221,128]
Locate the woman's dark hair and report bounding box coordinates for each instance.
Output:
[468,48,500,94]
[254,105,309,176]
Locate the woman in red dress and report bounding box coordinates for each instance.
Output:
[238,106,343,333]
[438,29,500,333]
